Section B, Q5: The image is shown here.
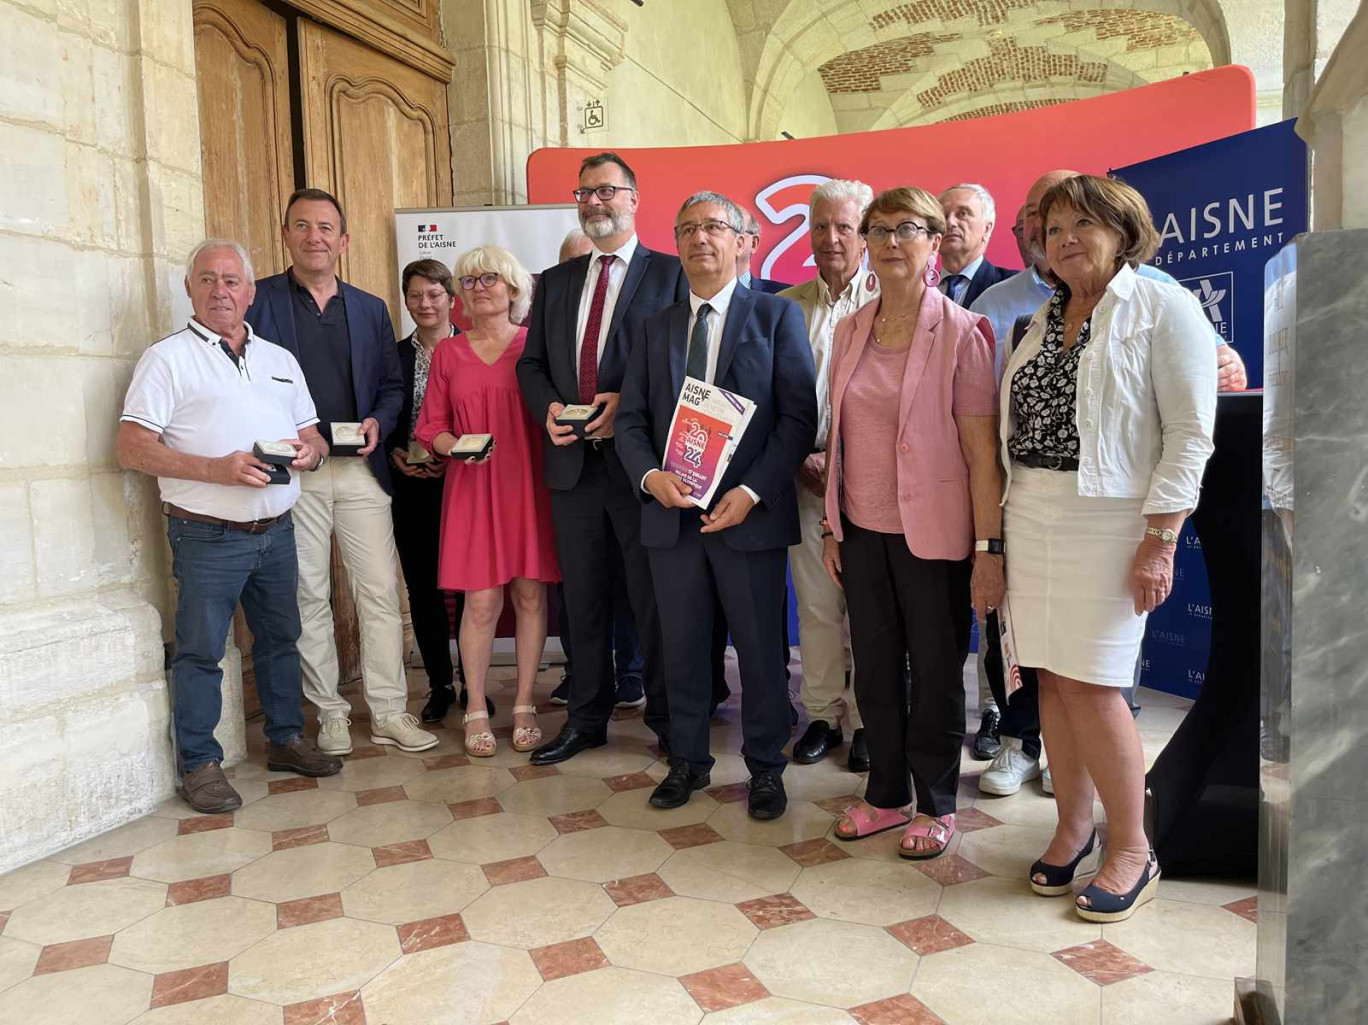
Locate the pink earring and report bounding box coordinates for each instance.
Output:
[924,265,940,287]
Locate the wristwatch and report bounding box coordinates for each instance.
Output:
[974,538,1005,555]
[1145,527,1178,545]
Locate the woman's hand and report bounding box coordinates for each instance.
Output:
[1131,538,1176,614]
[822,536,843,589]
[390,447,426,478]
[971,553,1005,625]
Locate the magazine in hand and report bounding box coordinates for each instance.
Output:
[662,376,756,509]
[998,597,1024,700]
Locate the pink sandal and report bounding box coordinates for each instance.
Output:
[834,801,912,841]
[899,813,955,860]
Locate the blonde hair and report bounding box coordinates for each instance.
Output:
[860,187,946,237]
[453,245,533,323]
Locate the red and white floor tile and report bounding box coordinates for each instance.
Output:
[0,664,1253,1024]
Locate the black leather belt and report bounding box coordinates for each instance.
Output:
[1015,453,1080,471]
[164,503,287,534]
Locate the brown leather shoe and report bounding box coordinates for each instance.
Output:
[267,734,344,777]
[177,761,243,814]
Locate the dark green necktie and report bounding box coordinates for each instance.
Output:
[686,303,712,382]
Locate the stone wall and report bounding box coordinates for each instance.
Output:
[0,0,206,872]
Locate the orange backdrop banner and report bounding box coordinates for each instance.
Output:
[527,66,1255,284]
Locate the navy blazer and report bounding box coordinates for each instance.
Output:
[615,285,817,552]
[743,275,791,295]
[246,272,405,494]
[516,244,688,491]
[959,258,1016,309]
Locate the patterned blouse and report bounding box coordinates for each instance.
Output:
[1008,289,1092,461]
[408,328,452,440]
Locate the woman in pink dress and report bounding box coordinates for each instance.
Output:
[415,245,560,758]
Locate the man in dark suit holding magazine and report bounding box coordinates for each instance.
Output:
[517,152,688,765]
[616,191,816,822]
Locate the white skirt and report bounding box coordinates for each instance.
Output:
[1003,466,1147,687]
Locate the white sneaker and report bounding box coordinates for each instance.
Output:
[371,712,439,753]
[1041,765,1054,795]
[317,717,354,756]
[979,736,1041,796]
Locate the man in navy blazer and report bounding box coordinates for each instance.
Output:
[517,152,688,766]
[938,184,1016,310]
[737,211,791,294]
[245,187,437,758]
[616,191,816,821]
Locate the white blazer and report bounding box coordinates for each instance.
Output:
[998,264,1217,515]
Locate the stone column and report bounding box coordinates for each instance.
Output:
[530,0,625,149]
[0,0,232,872]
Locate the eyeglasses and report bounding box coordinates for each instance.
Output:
[675,220,737,240]
[572,185,636,203]
[459,272,500,290]
[863,221,935,245]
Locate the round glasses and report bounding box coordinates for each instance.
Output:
[459,272,500,290]
[572,185,636,203]
[863,221,935,245]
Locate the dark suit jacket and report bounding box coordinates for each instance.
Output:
[383,328,458,457]
[743,275,790,295]
[517,244,688,491]
[615,285,817,552]
[958,258,1016,309]
[246,272,405,494]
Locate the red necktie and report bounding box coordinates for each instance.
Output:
[578,254,614,402]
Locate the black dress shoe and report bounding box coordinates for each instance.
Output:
[747,772,787,820]
[971,707,1001,760]
[649,762,710,808]
[847,728,870,773]
[459,687,495,716]
[421,685,457,724]
[529,724,607,765]
[792,720,842,764]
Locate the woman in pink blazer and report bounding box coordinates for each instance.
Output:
[820,187,1003,859]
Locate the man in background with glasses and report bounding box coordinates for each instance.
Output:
[517,152,687,765]
[616,191,816,822]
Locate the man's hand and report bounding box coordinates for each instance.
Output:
[644,470,694,509]
[283,438,321,471]
[822,536,843,589]
[796,452,826,497]
[208,451,271,488]
[700,487,756,533]
[971,553,1005,626]
[356,417,381,456]
[389,446,426,478]
[585,392,620,440]
[1216,346,1247,392]
[546,402,577,447]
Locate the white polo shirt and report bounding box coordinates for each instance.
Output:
[121,319,319,520]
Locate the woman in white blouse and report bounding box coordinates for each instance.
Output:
[998,175,1216,923]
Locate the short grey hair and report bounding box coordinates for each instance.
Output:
[938,183,996,224]
[808,179,874,220]
[744,212,760,237]
[185,238,254,281]
[677,191,746,233]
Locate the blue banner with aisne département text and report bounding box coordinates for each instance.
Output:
[1113,119,1308,389]
[1109,120,1306,697]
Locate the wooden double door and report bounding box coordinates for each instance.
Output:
[193,0,453,703]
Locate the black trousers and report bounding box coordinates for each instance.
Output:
[710,581,792,708]
[840,520,970,815]
[549,442,667,739]
[391,470,462,691]
[982,612,1042,759]
[650,514,790,775]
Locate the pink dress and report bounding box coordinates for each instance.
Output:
[414,328,560,591]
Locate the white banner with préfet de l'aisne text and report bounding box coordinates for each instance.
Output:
[393,204,581,337]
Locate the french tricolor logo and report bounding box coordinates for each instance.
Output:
[419,224,436,233]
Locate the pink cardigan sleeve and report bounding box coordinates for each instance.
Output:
[952,314,998,416]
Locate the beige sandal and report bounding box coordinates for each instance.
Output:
[463,711,496,757]
[511,705,542,753]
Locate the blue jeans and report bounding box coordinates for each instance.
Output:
[168,514,305,773]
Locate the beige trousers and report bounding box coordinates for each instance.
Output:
[294,458,408,722]
[788,486,862,730]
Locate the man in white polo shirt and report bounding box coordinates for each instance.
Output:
[118,238,342,814]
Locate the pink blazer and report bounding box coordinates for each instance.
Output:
[824,286,997,561]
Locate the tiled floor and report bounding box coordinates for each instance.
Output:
[0,660,1254,1025]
